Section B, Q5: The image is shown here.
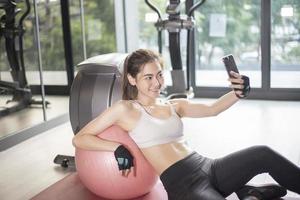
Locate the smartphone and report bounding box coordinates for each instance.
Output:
[222,54,239,78]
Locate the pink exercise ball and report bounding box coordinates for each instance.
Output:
[75,125,159,199]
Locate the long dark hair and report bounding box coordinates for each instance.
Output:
[122,49,163,100]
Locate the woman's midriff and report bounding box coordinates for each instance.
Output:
[141,141,193,175]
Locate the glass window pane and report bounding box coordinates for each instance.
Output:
[70,0,117,65]
[84,0,116,58]
[271,1,300,88]
[195,0,261,88]
[25,0,116,86]
[1,1,118,86]
[18,1,67,86]
[70,1,85,66]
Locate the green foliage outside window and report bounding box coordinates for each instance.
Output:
[0,0,116,72]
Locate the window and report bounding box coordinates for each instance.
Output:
[70,0,116,65]
[271,1,300,88]
[0,1,117,86]
[194,0,261,88]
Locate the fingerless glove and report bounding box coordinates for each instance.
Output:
[114,145,134,170]
[234,75,250,98]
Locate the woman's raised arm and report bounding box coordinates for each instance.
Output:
[170,91,239,118]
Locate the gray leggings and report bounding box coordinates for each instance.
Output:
[160,145,300,200]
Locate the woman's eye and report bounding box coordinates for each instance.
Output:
[157,73,164,78]
[146,76,152,80]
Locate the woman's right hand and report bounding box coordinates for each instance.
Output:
[114,145,134,176]
[228,71,251,98]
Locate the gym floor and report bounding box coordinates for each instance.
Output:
[0,98,299,200]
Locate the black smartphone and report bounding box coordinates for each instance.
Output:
[222,54,239,78]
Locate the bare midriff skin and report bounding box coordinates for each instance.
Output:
[140,141,193,175]
[119,101,193,175]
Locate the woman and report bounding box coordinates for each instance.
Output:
[72,49,300,200]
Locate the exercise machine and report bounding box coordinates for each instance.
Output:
[0,0,48,117]
[145,0,205,99]
[54,53,127,168]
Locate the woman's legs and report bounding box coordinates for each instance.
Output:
[211,145,300,197]
[161,152,228,200]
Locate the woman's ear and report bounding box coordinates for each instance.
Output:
[127,74,136,86]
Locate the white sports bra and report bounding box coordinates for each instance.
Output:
[129,100,185,148]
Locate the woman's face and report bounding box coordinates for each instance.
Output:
[129,60,164,99]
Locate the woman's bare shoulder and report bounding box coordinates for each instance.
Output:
[112,100,140,130]
[111,100,136,113]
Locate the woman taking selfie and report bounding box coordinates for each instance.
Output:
[73,49,300,200]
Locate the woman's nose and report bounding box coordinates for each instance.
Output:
[153,76,161,87]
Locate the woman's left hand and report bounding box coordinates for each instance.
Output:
[228,71,251,98]
[114,145,134,176]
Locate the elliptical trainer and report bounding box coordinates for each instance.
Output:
[0,0,49,117]
[145,0,205,99]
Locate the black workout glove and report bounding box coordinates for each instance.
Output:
[114,145,134,170]
[234,75,251,99]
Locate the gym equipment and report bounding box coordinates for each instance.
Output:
[0,0,49,117]
[69,53,126,134]
[54,53,126,169]
[145,0,206,99]
[54,53,127,169]
[76,125,158,199]
[54,154,75,169]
